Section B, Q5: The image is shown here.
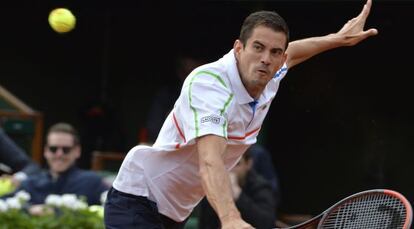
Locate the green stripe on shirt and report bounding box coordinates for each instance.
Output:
[189,70,232,137]
[220,94,233,137]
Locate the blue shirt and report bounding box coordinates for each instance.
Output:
[16,166,109,205]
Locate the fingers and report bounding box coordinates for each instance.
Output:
[368,29,378,36]
[359,28,379,43]
[350,29,377,39]
[352,29,379,45]
[356,28,379,40]
[366,28,379,36]
[362,0,378,36]
[359,0,372,21]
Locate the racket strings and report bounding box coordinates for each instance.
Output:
[320,193,407,229]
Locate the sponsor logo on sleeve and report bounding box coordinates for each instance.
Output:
[201,114,222,125]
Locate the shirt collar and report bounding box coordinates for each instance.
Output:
[48,165,78,181]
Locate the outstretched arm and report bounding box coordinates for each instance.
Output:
[286,0,378,69]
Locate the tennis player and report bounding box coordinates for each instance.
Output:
[104,1,378,228]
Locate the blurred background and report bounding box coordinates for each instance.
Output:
[1,0,413,217]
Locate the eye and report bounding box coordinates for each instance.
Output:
[271,49,283,57]
[253,44,263,51]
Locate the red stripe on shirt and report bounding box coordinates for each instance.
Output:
[228,127,261,140]
[173,113,186,143]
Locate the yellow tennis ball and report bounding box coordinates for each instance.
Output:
[48,8,76,33]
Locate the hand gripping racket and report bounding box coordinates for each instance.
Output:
[277,189,413,229]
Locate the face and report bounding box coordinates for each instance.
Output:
[234,25,287,98]
[44,132,80,174]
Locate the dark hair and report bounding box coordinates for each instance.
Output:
[47,122,80,145]
[239,10,290,49]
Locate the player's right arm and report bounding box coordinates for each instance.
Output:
[285,0,378,69]
[197,134,253,229]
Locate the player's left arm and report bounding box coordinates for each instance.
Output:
[285,0,378,69]
[197,135,253,229]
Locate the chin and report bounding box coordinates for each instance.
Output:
[257,78,270,86]
[52,167,69,173]
[256,74,271,82]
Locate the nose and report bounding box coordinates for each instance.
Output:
[260,52,271,65]
[54,148,66,156]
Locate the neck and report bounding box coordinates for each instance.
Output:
[50,171,60,180]
[49,165,75,180]
[242,79,262,100]
[247,88,262,100]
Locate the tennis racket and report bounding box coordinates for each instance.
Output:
[276,189,413,229]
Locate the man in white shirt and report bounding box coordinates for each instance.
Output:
[104,1,378,228]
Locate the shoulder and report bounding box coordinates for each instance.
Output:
[70,170,108,191]
[17,171,49,191]
[175,52,236,110]
[183,53,232,87]
[181,50,236,94]
[69,168,103,182]
[185,67,230,89]
[23,170,49,183]
[78,169,102,178]
[181,68,232,104]
[181,72,234,112]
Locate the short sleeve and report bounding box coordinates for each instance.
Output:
[175,71,234,143]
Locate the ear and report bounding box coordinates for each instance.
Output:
[74,145,81,159]
[233,39,243,56]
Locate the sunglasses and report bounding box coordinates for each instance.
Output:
[47,146,74,154]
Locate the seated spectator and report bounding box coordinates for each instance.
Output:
[3,122,109,207]
[249,143,281,208]
[198,148,277,229]
[0,126,41,186]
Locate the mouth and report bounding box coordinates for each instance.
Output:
[256,65,270,73]
[51,157,67,165]
[256,68,269,77]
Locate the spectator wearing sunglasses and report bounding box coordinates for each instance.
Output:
[2,122,109,208]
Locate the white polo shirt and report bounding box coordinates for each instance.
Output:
[112,49,288,222]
